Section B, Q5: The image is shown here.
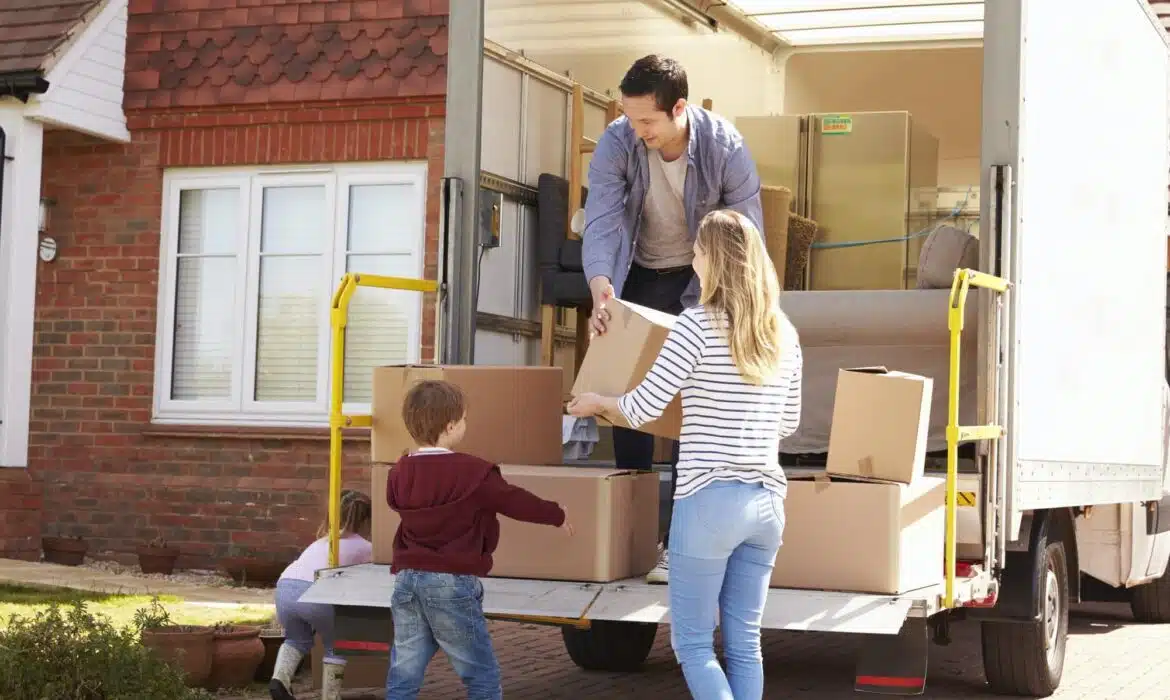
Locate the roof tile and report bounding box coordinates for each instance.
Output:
[128,1,449,108]
[0,0,104,76]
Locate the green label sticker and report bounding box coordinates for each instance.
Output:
[821,115,853,135]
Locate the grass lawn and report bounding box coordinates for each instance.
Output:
[0,583,275,630]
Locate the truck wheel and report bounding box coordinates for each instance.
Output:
[981,539,1068,697]
[561,620,658,671]
[1130,570,1170,622]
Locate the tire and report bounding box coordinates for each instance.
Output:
[561,620,658,671]
[1130,569,1170,622]
[981,539,1069,697]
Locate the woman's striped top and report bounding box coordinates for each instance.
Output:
[617,304,803,500]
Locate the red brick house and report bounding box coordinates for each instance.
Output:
[0,0,449,567]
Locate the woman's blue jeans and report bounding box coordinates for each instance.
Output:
[668,480,785,700]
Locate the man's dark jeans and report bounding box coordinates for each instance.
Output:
[613,262,693,546]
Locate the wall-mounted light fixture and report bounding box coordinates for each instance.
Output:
[38,197,57,262]
[38,197,54,233]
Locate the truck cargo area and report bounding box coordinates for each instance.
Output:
[304,1,1170,697]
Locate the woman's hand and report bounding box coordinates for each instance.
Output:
[566,393,605,417]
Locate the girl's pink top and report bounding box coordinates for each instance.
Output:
[279,532,373,583]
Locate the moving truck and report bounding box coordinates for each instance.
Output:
[302,0,1170,695]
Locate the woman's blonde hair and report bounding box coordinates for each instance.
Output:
[316,489,373,539]
[695,209,784,384]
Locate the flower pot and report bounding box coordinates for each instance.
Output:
[42,537,88,566]
[219,556,288,588]
[207,625,265,689]
[136,544,181,575]
[141,625,215,688]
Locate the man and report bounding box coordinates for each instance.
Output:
[582,55,764,584]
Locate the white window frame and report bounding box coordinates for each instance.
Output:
[153,163,428,427]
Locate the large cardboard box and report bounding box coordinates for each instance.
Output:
[771,475,945,594]
[571,299,682,440]
[371,365,563,465]
[372,464,659,582]
[826,367,932,484]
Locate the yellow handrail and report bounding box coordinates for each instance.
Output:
[944,268,1010,608]
[328,273,439,568]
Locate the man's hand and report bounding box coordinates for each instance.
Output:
[566,393,603,418]
[588,276,614,338]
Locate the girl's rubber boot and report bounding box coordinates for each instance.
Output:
[321,660,346,700]
[267,642,303,700]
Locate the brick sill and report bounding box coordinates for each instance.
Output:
[141,424,371,442]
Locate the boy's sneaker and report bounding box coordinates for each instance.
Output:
[646,546,669,584]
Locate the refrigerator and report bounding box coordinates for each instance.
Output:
[737,111,939,291]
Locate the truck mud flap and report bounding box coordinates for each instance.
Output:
[854,616,928,695]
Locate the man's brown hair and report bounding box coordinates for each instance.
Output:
[402,380,466,446]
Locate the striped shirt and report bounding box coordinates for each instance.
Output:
[617,305,802,500]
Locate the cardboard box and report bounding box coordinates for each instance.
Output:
[571,299,682,440]
[371,365,564,465]
[761,185,792,283]
[771,475,945,594]
[372,464,659,582]
[826,367,932,484]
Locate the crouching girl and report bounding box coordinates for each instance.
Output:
[269,489,373,700]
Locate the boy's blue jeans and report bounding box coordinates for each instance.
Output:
[669,480,785,700]
[385,569,501,700]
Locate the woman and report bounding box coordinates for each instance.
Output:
[568,209,803,700]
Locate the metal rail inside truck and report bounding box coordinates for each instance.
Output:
[301,0,1170,696]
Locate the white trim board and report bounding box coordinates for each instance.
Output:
[24,0,130,144]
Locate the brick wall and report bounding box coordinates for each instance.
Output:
[0,470,43,560]
[15,0,449,568]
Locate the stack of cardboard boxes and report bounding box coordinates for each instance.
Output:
[572,298,948,595]
[369,365,660,583]
[368,300,947,595]
[774,367,946,594]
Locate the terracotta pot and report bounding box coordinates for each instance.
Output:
[137,544,180,575]
[141,625,214,688]
[219,556,288,588]
[42,537,88,566]
[207,625,265,689]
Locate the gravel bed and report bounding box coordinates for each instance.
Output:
[79,556,242,589]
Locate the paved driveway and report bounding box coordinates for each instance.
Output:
[393,602,1168,699]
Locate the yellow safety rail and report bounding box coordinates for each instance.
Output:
[328,273,438,568]
[326,272,591,631]
[945,268,1010,608]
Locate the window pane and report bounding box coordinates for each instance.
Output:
[171,187,239,401]
[343,254,419,403]
[347,183,418,253]
[172,258,235,400]
[255,256,321,402]
[177,189,238,255]
[260,186,327,254]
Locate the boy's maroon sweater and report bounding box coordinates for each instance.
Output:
[385,451,565,577]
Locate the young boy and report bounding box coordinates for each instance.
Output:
[384,379,573,700]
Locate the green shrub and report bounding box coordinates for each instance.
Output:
[0,601,213,700]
